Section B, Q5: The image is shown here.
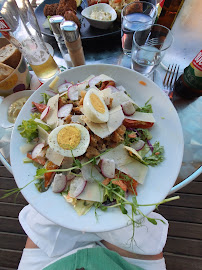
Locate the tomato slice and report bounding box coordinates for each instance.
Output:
[32,102,47,113]
[27,152,46,166]
[112,180,127,192]
[123,119,154,129]
[124,179,138,196]
[44,161,59,188]
[103,178,127,192]
[99,80,116,90]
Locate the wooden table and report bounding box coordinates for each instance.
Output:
[0,35,202,270]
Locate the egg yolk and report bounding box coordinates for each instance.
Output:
[90,93,105,114]
[57,126,81,150]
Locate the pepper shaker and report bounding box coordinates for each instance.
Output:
[49,16,72,68]
[60,21,85,67]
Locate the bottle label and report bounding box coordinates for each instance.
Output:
[184,52,202,91]
[192,50,202,72]
[0,16,10,31]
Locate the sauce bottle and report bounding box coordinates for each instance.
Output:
[174,51,202,99]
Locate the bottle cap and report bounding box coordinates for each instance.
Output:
[60,21,79,43]
[49,15,64,35]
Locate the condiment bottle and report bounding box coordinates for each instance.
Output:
[49,16,72,68]
[174,51,202,99]
[157,0,184,29]
[60,21,85,67]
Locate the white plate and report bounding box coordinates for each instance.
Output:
[10,64,184,232]
[81,3,117,30]
[0,90,35,128]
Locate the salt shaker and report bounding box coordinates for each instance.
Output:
[49,16,72,68]
[60,21,85,67]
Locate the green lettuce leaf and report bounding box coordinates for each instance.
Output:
[18,114,40,143]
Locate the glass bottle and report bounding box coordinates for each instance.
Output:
[0,0,60,82]
[174,50,202,99]
[157,0,184,29]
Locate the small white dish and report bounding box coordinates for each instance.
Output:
[0,90,35,129]
[81,3,117,30]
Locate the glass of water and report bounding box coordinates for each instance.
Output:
[121,1,157,56]
[131,24,173,76]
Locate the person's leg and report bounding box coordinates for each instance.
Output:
[101,240,163,260]
[25,237,38,249]
[18,239,55,270]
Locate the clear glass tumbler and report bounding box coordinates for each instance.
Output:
[131,24,173,76]
[121,1,157,56]
[0,0,60,82]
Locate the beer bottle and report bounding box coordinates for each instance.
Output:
[157,0,184,29]
[174,51,202,99]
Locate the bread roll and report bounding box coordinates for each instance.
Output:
[0,44,21,69]
[0,62,14,82]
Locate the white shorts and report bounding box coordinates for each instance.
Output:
[18,205,168,270]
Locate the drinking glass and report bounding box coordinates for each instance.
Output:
[131,24,173,76]
[0,0,60,82]
[121,1,157,56]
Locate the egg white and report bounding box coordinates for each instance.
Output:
[48,123,90,157]
[83,88,109,123]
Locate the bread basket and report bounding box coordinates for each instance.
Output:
[0,38,31,97]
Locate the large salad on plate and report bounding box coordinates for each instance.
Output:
[17,73,165,218]
[9,64,183,232]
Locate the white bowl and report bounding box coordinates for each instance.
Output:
[81,3,117,30]
[0,90,35,128]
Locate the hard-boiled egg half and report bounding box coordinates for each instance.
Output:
[83,88,109,123]
[48,123,90,157]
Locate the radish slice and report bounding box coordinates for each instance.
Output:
[68,81,89,100]
[101,158,115,178]
[58,82,72,93]
[68,85,79,100]
[69,177,87,197]
[32,143,45,159]
[58,104,73,118]
[76,81,89,92]
[88,75,100,87]
[131,140,145,151]
[121,101,136,116]
[40,106,50,120]
[51,174,67,193]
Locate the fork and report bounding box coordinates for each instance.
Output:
[163,64,180,99]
